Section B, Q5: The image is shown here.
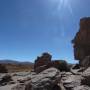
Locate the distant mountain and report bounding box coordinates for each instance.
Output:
[0,59,34,65]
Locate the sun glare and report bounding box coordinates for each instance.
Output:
[51,0,73,15]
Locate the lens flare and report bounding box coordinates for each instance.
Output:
[50,0,73,15]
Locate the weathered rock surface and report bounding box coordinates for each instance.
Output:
[34,52,70,73]
[12,68,61,90]
[72,17,90,65]
[73,85,90,90]
[0,74,13,86]
[61,72,82,90]
[30,67,61,90]
[80,56,90,68]
[81,67,90,86]
[34,52,52,73]
[52,60,70,72]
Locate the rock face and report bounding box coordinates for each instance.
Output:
[81,67,90,86]
[72,17,90,66]
[34,52,70,73]
[52,60,70,72]
[12,68,61,90]
[30,68,61,90]
[34,52,52,73]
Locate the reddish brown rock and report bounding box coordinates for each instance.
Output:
[34,52,52,73]
[34,52,70,73]
[72,17,90,65]
[52,60,70,72]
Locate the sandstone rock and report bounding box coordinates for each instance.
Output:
[30,68,61,90]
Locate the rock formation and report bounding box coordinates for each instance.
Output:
[34,52,52,73]
[72,17,90,66]
[34,52,70,73]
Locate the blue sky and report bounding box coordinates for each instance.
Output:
[0,0,90,63]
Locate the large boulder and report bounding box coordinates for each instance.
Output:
[80,56,90,68]
[52,60,70,72]
[30,67,61,90]
[72,17,90,66]
[0,74,13,86]
[12,68,61,90]
[81,67,90,86]
[61,73,82,90]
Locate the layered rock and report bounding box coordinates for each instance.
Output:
[72,17,90,66]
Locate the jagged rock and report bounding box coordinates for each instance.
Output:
[34,52,70,73]
[34,52,52,73]
[72,17,90,66]
[80,56,90,68]
[61,72,82,90]
[0,64,8,73]
[12,84,26,90]
[52,60,70,72]
[12,68,61,90]
[0,74,13,86]
[72,64,80,69]
[81,67,90,86]
[30,68,61,90]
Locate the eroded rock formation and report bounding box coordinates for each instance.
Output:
[34,52,70,73]
[72,17,90,66]
[34,52,52,73]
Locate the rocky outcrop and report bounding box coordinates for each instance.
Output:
[12,68,61,90]
[34,52,52,73]
[81,67,90,86]
[72,17,90,66]
[34,52,70,73]
[52,60,70,72]
[0,74,13,86]
[30,68,61,90]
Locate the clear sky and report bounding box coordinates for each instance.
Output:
[0,0,90,63]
